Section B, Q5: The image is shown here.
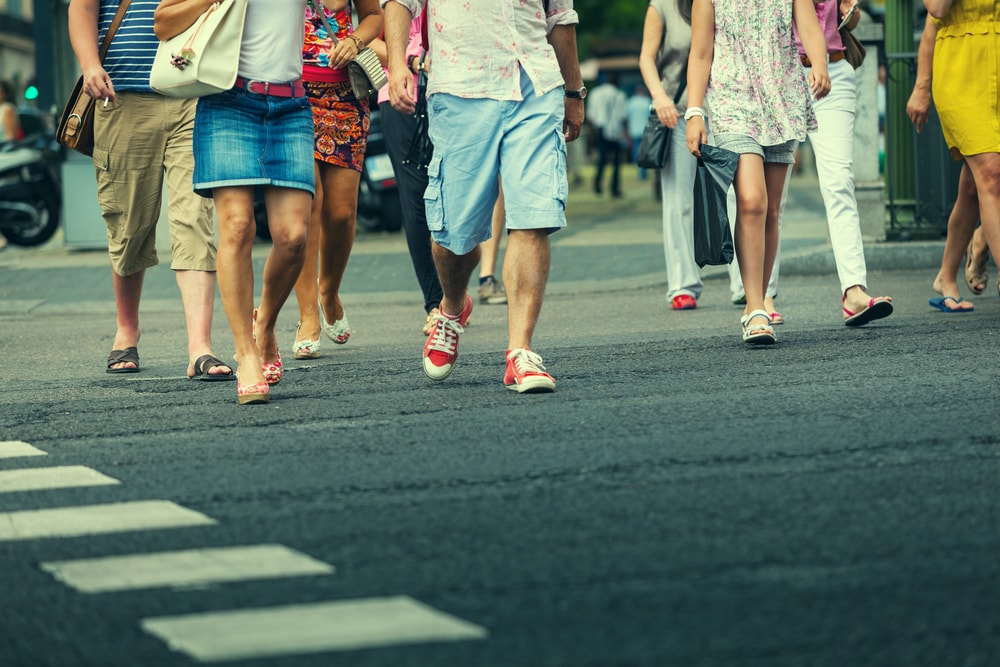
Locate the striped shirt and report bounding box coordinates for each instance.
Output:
[98,0,160,93]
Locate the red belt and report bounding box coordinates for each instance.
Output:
[233,77,305,98]
[800,51,845,68]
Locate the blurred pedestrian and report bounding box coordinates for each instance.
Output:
[588,72,628,198]
[626,83,652,180]
[639,0,703,311]
[0,79,20,141]
[477,183,508,305]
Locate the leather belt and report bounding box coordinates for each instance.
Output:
[233,76,305,98]
[800,51,846,68]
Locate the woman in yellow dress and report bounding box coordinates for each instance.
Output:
[925,0,1000,312]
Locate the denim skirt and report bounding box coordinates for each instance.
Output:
[193,87,315,198]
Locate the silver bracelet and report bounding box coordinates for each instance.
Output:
[683,106,705,121]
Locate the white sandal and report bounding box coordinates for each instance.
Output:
[740,309,776,345]
[318,297,351,344]
[292,322,321,359]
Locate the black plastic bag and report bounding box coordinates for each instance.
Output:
[636,109,670,169]
[403,68,433,170]
[692,143,738,267]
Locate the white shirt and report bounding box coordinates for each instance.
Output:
[384,0,579,101]
[588,82,627,140]
[239,0,308,83]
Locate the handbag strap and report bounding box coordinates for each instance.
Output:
[308,0,344,47]
[99,0,133,64]
[673,58,688,105]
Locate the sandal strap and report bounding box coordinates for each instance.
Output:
[107,346,139,366]
[194,354,229,374]
[740,309,771,328]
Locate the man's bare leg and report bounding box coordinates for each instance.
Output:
[109,270,143,371]
[177,269,231,377]
[503,229,550,351]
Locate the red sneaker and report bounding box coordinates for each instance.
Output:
[504,348,555,393]
[422,295,473,380]
[671,294,697,310]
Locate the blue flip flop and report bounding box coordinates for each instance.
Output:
[929,296,974,313]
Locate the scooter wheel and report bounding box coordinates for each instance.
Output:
[1,190,61,247]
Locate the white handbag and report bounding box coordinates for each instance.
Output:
[150,0,248,98]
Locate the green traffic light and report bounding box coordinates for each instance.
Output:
[24,85,39,101]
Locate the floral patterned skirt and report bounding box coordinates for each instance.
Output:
[305,80,370,172]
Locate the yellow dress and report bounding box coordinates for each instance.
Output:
[932,0,1000,159]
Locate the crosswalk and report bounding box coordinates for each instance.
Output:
[0,439,487,662]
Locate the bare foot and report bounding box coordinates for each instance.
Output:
[930,275,973,311]
[932,273,965,300]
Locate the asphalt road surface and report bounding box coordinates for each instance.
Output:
[1,265,998,666]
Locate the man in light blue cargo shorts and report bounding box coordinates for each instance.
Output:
[383,0,585,393]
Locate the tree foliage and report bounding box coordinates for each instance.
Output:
[574,0,648,58]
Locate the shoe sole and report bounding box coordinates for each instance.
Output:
[505,378,556,393]
[744,334,776,346]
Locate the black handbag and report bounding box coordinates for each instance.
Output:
[636,63,687,170]
[692,143,739,267]
[404,57,433,169]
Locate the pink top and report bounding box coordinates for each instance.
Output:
[303,2,354,83]
[794,1,846,57]
[377,12,424,105]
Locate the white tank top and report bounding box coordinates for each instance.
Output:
[238,0,307,83]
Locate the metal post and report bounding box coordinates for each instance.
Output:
[31,0,57,114]
[883,0,917,231]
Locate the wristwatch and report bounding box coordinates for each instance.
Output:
[564,86,587,100]
[351,36,365,52]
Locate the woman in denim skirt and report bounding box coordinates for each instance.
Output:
[156,0,314,404]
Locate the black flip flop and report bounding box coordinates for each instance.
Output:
[190,354,235,381]
[106,347,140,374]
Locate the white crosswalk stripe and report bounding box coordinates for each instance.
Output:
[0,441,47,459]
[5,442,490,661]
[0,500,216,541]
[41,544,334,593]
[141,596,489,662]
[0,466,119,494]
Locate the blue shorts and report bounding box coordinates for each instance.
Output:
[193,87,315,197]
[713,133,798,164]
[424,70,568,255]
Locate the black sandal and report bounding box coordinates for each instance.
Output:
[190,354,235,381]
[106,347,140,374]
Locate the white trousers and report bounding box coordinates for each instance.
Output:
[728,58,869,298]
[660,116,703,300]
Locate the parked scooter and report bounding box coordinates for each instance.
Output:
[356,103,401,233]
[0,132,61,247]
